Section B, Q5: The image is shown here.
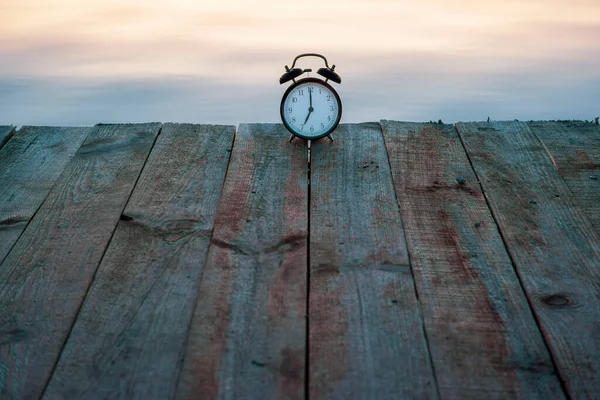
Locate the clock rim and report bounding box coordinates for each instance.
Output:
[280,77,342,140]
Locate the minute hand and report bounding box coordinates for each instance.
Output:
[304,89,314,125]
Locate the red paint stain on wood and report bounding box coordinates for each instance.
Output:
[309,284,349,398]
[187,355,218,400]
[284,141,308,230]
[279,347,304,400]
[437,209,479,283]
[268,245,306,319]
[269,138,308,318]
[212,141,255,237]
[266,141,307,398]
[434,209,516,388]
[186,139,254,399]
[559,150,600,177]
[188,247,233,400]
[370,203,405,266]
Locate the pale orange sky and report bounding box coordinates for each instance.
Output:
[1,0,599,124]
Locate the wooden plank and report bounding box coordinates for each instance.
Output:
[456,121,600,399]
[309,123,437,399]
[0,125,15,149]
[528,121,600,234]
[0,123,161,400]
[42,124,234,399]
[0,126,90,263]
[381,120,564,399]
[175,124,308,400]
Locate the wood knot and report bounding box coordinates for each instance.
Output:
[539,293,579,308]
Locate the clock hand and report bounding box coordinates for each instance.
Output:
[303,109,312,125]
[304,89,315,126]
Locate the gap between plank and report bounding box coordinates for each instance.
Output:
[305,139,311,400]
[378,122,442,400]
[39,124,165,399]
[453,123,570,398]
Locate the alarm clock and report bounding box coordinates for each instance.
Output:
[279,53,342,142]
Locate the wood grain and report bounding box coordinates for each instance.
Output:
[381,120,564,399]
[528,121,600,234]
[0,125,15,149]
[42,124,234,399]
[0,126,90,263]
[175,124,308,400]
[309,123,437,399]
[456,121,600,399]
[0,123,161,400]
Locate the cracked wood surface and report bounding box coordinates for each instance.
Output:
[382,120,563,399]
[42,124,234,400]
[0,123,161,400]
[456,121,600,399]
[528,121,600,235]
[175,124,308,400]
[0,126,90,263]
[310,123,436,399]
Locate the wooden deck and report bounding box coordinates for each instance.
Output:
[0,121,599,399]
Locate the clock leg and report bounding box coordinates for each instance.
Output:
[327,134,334,142]
[288,134,296,143]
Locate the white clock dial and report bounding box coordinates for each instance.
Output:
[281,79,341,139]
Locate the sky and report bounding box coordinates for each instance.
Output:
[1,0,599,126]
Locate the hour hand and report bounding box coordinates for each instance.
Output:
[303,111,311,125]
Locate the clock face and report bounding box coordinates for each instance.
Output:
[281,78,342,139]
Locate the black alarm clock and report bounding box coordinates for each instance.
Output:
[279,53,342,142]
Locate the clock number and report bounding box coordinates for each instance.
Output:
[300,124,304,130]
[321,123,325,129]
[326,95,331,101]
[291,117,296,122]
[308,87,313,93]
[292,97,297,103]
[310,126,314,132]
[330,105,334,111]
[288,107,292,112]
[328,116,331,121]
[298,89,304,96]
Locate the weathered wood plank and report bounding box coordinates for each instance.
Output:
[0,123,161,400]
[456,121,600,399]
[42,124,234,399]
[528,121,600,234]
[309,123,437,399]
[0,125,15,149]
[175,124,308,400]
[381,120,564,399]
[0,126,90,263]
